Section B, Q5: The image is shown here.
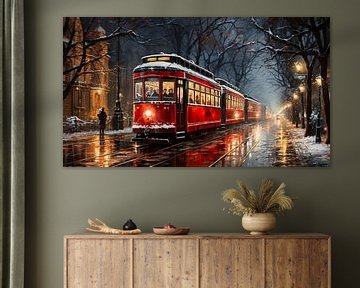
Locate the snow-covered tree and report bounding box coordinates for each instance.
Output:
[252,17,330,142]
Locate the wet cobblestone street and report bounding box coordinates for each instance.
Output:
[63,118,327,167]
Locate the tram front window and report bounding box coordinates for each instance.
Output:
[134,81,143,102]
[145,78,160,101]
[162,81,175,101]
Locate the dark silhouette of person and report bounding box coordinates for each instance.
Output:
[151,89,159,98]
[97,107,107,137]
[163,88,168,97]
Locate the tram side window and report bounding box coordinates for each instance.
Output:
[163,81,175,101]
[195,93,201,104]
[210,89,215,106]
[145,78,160,101]
[205,88,211,105]
[200,92,206,105]
[248,103,254,112]
[134,81,143,102]
[240,99,244,109]
[188,89,195,104]
[210,93,214,106]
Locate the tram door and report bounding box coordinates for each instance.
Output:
[176,79,185,133]
[221,88,226,126]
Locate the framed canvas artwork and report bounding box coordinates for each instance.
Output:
[63,17,330,167]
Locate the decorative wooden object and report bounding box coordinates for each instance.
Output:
[64,233,331,288]
[86,218,142,235]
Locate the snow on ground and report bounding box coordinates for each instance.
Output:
[63,127,133,141]
[288,124,330,166]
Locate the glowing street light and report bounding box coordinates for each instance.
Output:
[293,93,299,100]
[316,75,323,87]
[294,61,307,75]
[299,84,305,93]
[294,62,304,73]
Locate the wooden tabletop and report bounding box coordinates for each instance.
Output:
[65,232,330,240]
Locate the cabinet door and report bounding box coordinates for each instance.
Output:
[266,239,310,288]
[200,239,264,288]
[309,239,330,288]
[133,239,198,288]
[65,239,131,288]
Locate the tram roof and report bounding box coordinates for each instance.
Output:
[135,53,220,86]
[216,77,261,104]
[215,78,244,94]
[139,53,215,79]
[245,95,261,104]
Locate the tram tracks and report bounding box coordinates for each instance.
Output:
[208,134,261,167]
[63,122,261,167]
[148,123,260,167]
[113,127,235,167]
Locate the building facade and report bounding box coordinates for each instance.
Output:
[63,18,109,120]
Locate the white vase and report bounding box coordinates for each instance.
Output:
[242,213,276,235]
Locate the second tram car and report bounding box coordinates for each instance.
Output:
[216,78,246,127]
[132,53,266,141]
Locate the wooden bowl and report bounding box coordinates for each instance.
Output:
[153,227,190,235]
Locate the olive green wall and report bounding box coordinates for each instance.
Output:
[25,0,360,287]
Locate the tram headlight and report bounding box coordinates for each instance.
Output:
[144,109,153,118]
[234,112,239,119]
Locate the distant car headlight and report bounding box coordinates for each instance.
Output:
[144,109,153,118]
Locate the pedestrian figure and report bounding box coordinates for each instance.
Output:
[97,107,107,137]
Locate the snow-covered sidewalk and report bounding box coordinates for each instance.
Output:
[63,127,134,141]
[287,123,330,166]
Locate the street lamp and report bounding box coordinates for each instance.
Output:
[298,84,306,129]
[112,69,124,130]
[293,61,307,130]
[315,76,322,143]
[112,23,124,131]
[292,93,300,127]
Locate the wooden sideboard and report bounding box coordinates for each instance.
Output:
[64,233,330,288]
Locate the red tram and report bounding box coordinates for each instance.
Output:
[132,53,266,141]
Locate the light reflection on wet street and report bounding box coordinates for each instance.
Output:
[63,118,303,167]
